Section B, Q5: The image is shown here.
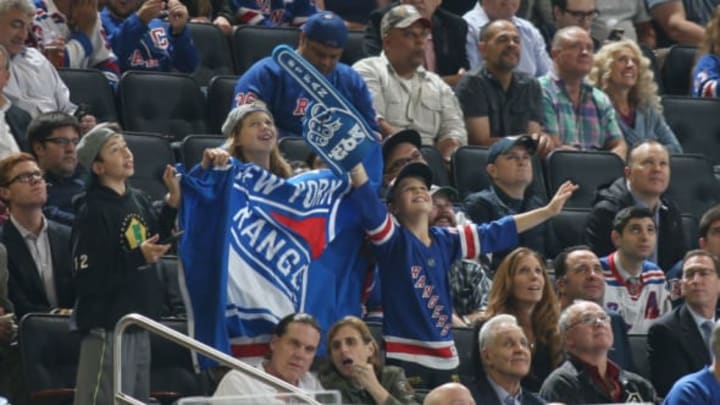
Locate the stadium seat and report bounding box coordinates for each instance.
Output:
[278,137,312,163]
[187,23,235,88]
[124,132,175,201]
[453,326,476,381]
[660,45,697,95]
[662,96,720,166]
[545,150,624,209]
[681,214,700,250]
[58,68,117,122]
[629,334,650,381]
[150,319,206,404]
[19,313,80,405]
[118,71,208,141]
[341,31,366,66]
[451,146,546,201]
[232,26,300,75]
[178,135,225,169]
[420,145,450,187]
[548,209,591,257]
[666,153,720,220]
[206,75,240,134]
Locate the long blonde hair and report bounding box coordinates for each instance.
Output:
[588,39,661,113]
[226,108,292,179]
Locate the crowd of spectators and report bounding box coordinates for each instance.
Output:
[2,0,720,404]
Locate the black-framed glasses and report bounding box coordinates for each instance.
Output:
[563,8,599,19]
[568,313,610,329]
[43,137,80,147]
[4,171,44,186]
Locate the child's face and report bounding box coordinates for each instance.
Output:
[391,176,431,218]
[235,111,277,158]
[93,134,134,181]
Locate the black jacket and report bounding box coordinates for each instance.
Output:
[584,177,686,272]
[5,104,31,152]
[0,218,75,318]
[363,3,469,78]
[647,304,712,397]
[539,356,658,404]
[465,373,546,405]
[71,184,176,332]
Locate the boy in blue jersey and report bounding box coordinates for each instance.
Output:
[232,11,379,138]
[348,161,577,390]
[101,0,200,73]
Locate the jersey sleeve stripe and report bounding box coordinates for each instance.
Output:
[459,224,480,259]
[368,214,395,245]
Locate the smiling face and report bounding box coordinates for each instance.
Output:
[609,46,640,90]
[553,28,594,79]
[234,111,278,159]
[390,176,432,219]
[480,20,521,73]
[482,323,531,381]
[329,325,375,378]
[511,254,546,306]
[430,192,456,227]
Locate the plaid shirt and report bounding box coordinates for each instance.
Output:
[448,257,493,316]
[539,73,623,150]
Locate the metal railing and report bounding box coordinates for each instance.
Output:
[112,313,321,405]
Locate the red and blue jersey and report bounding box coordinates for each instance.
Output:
[692,54,720,98]
[229,0,317,26]
[100,9,199,73]
[233,56,379,138]
[352,182,519,370]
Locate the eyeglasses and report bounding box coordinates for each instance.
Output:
[4,171,44,186]
[568,313,610,329]
[43,137,80,147]
[385,150,424,176]
[562,8,599,20]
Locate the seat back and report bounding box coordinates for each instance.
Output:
[628,334,650,381]
[662,96,720,165]
[179,135,225,169]
[118,71,207,140]
[150,319,205,400]
[58,68,117,122]
[187,23,235,88]
[666,153,720,219]
[124,132,175,201]
[453,326,475,381]
[451,146,546,201]
[19,314,81,401]
[232,26,300,74]
[421,145,450,187]
[681,214,700,250]
[660,45,697,95]
[340,31,366,66]
[206,75,240,134]
[545,150,625,209]
[548,209,591,257]
[278,137,312,163]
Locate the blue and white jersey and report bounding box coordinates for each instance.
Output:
[229,0,317,26]
[100,9,199,73]
[233,56,379,138]
[601,253,671,334]
[692,54,720,98]
[352,182,519,370]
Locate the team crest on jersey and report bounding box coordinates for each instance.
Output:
[121,214,148,250]
[625,392,643,402]
[305,103,342,147]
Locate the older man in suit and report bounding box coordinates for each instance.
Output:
[648,249,720,396]
[0,153,74,319]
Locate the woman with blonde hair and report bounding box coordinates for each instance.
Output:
[471,247,562,392]
[319,316,418,405]
[693,6,720,98]
[201,102,292,177]
[588,39,682,153]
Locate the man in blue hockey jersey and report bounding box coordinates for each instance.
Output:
[348,160,577,390]
[101,0,199,73]
[232,11,379,138]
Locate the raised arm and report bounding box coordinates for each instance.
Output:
[513,180,577,233]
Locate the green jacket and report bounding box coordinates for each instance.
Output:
[318,365,419,405]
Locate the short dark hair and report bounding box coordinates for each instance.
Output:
[699,205,720,239]
[626,140,668,166]
[552,0,568,10]
[274,313,321,338]
[683,249,720,277]
[478,18,517,42]
[27,112,81,157]
[612,206,655,233]
[553,244,593,279]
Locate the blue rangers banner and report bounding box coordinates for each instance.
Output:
[179,161,356,367]
[272,44,378,176]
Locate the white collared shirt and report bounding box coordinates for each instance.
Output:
[0,96,20,159]
[10,215,58,308]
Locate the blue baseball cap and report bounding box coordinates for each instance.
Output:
[487,135,537,163]
[302,12,347,49]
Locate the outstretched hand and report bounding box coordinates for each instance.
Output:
[546,180,579,216]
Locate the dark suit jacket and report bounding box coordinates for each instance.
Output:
[647,304,712,397]
[0,219,75,318]
[608,310,636,372]
[363,3,469,77]
[0,243,12,313]
[465,373,546,405]
[5,104,31,153]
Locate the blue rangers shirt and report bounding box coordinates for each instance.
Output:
[229,0,316,26]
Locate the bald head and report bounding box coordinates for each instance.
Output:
[423,383,475,405]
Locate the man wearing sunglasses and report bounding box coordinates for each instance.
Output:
[540,300,658,403]
[0,152,75,320]
[26,112,85,226]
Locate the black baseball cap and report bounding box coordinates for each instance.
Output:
[487,135,537,163]
[382,129,422,163]
[386,162,433,203]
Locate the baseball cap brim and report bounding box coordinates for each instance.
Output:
[387,162,433,202]
[430,185,459,202]
[488,135,537,163]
